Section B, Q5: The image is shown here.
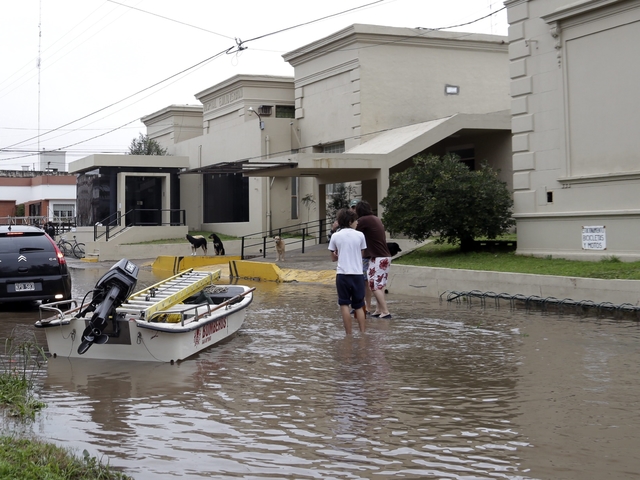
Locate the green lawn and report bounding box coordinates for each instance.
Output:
[395,242,640,280]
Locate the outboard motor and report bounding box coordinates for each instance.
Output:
[77,259,139,355]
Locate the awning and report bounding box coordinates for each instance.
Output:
[180,110,511,181]
[181,160,298,175]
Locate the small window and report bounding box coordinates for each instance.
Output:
[53,203,75,219]
[323,142,345,154]
[276,105,295,118]
[547,191,553,203]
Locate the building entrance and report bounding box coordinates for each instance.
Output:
[125,176,162,225]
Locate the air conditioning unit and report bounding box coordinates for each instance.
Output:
[258,105,272,116]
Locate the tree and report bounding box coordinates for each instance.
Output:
[380,153,515,252]
[128,133,168,155]
[326,183,357,222]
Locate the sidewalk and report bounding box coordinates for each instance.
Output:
[67,240,640,306]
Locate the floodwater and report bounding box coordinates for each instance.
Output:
[2,265,640,479]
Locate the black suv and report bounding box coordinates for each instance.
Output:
[0,225,72,303]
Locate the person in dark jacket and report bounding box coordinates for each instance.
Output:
[44,222,56,239]
[355,200,392,319]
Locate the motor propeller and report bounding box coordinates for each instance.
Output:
[77,259,139,355]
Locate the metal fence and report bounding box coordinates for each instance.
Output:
[240,218,329,260]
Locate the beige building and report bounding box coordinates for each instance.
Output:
[506,0,640,260]
[139,24,513,238]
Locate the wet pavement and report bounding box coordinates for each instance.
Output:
[2,256,640,479]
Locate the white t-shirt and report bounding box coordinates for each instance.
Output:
[328,227,366,275]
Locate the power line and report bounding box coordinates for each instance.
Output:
[0,0,386,154]
[0,2,132,100]
[416,5,506,31]
[0,47,231,152]
[240,0,385,44]
[106,0,235,40]
[2,1,506,157]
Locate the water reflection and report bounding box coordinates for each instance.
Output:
[2,268,640,479]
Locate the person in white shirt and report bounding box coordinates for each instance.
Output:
[328,208,367,334]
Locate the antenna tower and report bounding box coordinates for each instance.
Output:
[37,0,42,157]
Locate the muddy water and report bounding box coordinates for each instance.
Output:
[2,266,640,479]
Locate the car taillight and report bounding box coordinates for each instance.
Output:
[46,235,67,266]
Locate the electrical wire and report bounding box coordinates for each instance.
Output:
[1,1,507,159]
[0,47,231,152]
[240,0,384,44]
[0,2,136,100]
[106,0,235,40]
[1,0,387,154]
[416,5,505,31]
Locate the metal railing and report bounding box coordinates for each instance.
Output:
[94,208,186,241]
[0,216,77,236]
[240,218,329,260]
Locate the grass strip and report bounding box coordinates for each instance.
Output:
[0,437,133,479]
[394,242,640,280]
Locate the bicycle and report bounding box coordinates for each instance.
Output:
[56,236,73,257]
[57,235,85,259]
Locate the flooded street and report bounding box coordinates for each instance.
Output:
[2,264,640,479]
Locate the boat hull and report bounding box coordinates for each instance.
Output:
[37,286,253,363]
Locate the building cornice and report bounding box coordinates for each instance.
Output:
[283,23,507,67]
[141,105,203,126]
[195,74,294,102]
[558,170,640,185]
[542,0,628,23]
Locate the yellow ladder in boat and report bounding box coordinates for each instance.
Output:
[118,268,221,319]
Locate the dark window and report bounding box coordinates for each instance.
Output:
[291,177,298,220]
[203,173,249,223]
[276,105,295,118]
[547,191,553,203]
[450,148,475,170]
[28,203,41,217]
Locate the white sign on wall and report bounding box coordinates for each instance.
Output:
[582,225,606,250]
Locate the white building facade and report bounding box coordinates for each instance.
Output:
[506,0,640,260]
[142,24,513,238]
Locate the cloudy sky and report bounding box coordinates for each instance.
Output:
[0,0,508,169]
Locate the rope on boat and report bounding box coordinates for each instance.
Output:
[439,289,640,319]
[203,285,228,294]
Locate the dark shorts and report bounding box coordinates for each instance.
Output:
[336,274,366,309]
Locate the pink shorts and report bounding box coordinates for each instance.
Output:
[367,257,390,292]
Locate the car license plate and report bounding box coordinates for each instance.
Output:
[15,282,35,292]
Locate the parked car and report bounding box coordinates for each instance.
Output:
[0,225,72,304]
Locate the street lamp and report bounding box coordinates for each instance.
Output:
[248,107,264,130]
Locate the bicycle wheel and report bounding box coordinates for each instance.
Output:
[73,243,86,259]
[59,241,73,256]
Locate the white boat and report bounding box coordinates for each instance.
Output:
[35,259,254,363]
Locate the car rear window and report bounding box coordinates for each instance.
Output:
[0,232,52,253]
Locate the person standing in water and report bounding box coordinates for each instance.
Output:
[355,200,392,319]
[328,208,367,334]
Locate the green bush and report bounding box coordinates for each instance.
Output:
[381,154,514,251]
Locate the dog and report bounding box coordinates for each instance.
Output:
[208,233,226,255]
[274,236,286,261]
[387,242,402,257]
[186,234,207,256]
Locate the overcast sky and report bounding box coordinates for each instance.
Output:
[0,0,508,169]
